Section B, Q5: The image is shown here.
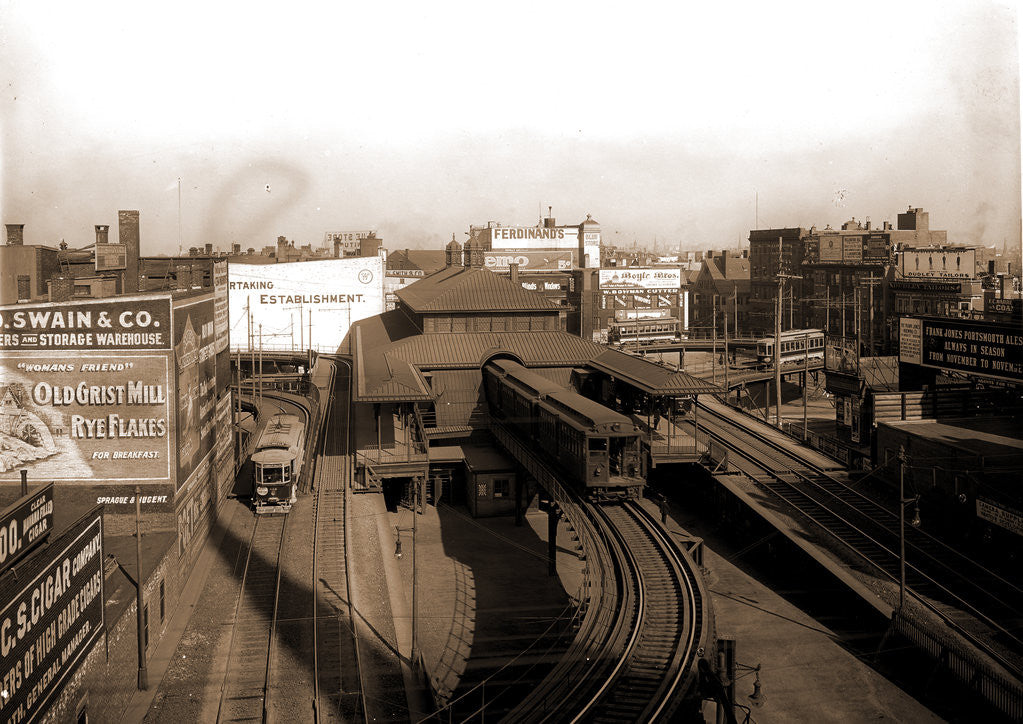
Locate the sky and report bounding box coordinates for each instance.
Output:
[1,1,1020,255]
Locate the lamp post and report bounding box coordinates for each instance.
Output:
[898,445,921,612]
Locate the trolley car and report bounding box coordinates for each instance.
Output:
[251,414,305,514]
[609,318,682,346]
[484,359,645,499]
[755,329,825,367]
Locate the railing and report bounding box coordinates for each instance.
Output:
[892,610,1023,721]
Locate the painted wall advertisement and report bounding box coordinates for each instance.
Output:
[484,250,576,271]
[819,234,842,263]
[213,260,229,353]
[174,297,216,490]
[0,297,172,351]
[976,498,1023,537]
[0,354,172,483]
[0,510,103,724]
[228,257,384,353]
[324,230,373,254]
[901,317,1023,383]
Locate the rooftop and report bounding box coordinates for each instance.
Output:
[396,266,561,313]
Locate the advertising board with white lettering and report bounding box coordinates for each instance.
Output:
[0,509,103,724]
[598,268,682,291]
[487,226,578,249]
[0,485,53,574]
[0,297,172,351]
[899,318,922,365]
[0,354,172,483]
[228,258,384,353]
[976,498,1023,537]
[917,318,1023,383]
[94,243,127,272]
[324,231,373,253]
[174,296,216,490]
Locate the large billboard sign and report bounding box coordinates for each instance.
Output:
[0,509,103,724]
[484,250,575,271]
[819,233,842,263]
[228,258,385,353]
[899,317,1023,383]
[899,248,976,279]
[599,268,682,291]
[174,297,216,490]
[213,261,229,353]
[0,297,172,351]
[0,354,172,483]
[488,227,578,248]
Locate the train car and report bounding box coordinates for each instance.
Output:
[251,413,305,514]
[484,359,645,499]
[609,318,682,347]
[755,328,825,367]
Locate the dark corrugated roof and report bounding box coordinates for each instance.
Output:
[396,266,560,313]
[388,332,605,368]
[590,349,723,395]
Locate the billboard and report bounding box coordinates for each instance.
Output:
[0,353,172,483]
[819,234,842,263]
[900,317,1023,383]
[324,231,373,254]
[483,250,576,272]
[213,260,229,353]
[598,268,682,291]
[843,236,863,264]
[228,258,385,353]
[0,297,172,351]
[0,509,104,724]
[174,296,216,490]
[488,227,578,249]
[0,485,53,572]
[825,335,858,375]
[864,234,890,264]
[899,248,976,279]
[95,244,127,272]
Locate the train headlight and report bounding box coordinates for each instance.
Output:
[256,486,269,496]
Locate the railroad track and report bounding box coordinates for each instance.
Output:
[583,501,705,722]
[693,399,1023,677]
[310,358,368,722]
[216,513,288,723]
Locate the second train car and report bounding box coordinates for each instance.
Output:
[484,359,646,499]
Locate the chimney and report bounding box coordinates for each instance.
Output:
[204,243,213,255]
[118,210,141,292]
[5,224,24,246]
[48,276,72,302]
[865,217,871,230]
[988,260,996,275]
[509,262,519,284]
[232,243,241,254]
[95,225,110,246]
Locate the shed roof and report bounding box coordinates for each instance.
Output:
[396,266,560,313]
[590,349,723,396]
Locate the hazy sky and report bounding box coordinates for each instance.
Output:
[2,1,1019,255]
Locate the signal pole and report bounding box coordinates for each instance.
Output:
[775,236,802,429]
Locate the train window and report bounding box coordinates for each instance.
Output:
[262,465,285,483]
[588,438,607,452]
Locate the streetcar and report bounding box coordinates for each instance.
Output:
[755,328,825,367]
[609,318,682,346]
[251,414,305,514]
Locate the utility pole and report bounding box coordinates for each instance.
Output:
[258,323,263,405]
[723,296,730,400]
[135,487,148,690]
[712,298,717,383]
[803,331,809,440]
[775,237,802,429]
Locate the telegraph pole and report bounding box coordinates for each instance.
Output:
[774,237,802,428]
[712,299,717,382]
[723,296,730,400]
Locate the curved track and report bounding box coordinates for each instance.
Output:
[694,398,1023,677]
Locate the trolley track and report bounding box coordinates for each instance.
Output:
[693,398,1023,677]
[216,513,288,723]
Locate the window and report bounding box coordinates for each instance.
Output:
[73,284,91,296]
[493,478,511,498]
[17,275,30,300]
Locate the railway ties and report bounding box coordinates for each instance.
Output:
[218,514,288,723]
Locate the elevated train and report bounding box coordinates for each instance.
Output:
[251,413,305,514]
[484,359,646,499]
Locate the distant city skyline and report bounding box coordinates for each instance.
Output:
[2,2,1019,256]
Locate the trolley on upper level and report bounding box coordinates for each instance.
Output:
[755,328,825,367]
[251,413,305,514]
